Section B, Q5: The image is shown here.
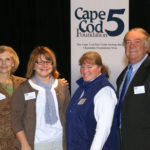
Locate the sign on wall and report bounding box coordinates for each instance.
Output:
[71,0,129,95]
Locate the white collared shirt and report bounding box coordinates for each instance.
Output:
[90,86,117,150]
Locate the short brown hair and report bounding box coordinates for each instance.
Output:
[26,46,59,79]
[79,51,109,78]
[0,45,19,73]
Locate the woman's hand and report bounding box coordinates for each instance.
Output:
[61,78,69,88]
[21,143,32,150]
[16,130,32,150]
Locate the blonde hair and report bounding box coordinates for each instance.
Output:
[0,45,19,73]
[79,51,109,78]
[26,46,59,79]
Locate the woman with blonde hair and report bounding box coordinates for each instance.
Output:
[12,46,70,150]
[0,45,26,150]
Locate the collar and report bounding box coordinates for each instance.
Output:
[131,54,148,72]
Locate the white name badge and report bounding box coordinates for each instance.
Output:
[134,86,145,94]
[0,93,6,100]
[24,92,36,100]
[78,98,86,105]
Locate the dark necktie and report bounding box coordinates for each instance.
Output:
[118,64,133,127]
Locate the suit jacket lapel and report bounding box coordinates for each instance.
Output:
[117,55,150,100]
[124,55,150,98]
[116,66,128,98]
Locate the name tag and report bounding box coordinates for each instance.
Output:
[134,86,145,94]
[24,92,36,100]
[78,98,86,105]
[0,93,6,100]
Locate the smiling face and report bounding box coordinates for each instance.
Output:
[80,62,101,81]
[125,30,149,64]
[34,54,53,80]
[0,51,14,74]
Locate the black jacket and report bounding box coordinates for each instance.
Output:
[117,55,150,150]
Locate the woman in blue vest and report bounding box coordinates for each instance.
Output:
[66,51,120,150]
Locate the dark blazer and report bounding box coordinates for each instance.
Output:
[116,54,150,150]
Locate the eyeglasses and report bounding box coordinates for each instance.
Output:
[35,60,52,65]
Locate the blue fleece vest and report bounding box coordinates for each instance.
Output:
[66,73,120,150]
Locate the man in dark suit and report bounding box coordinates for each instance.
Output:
[117,27,150,150]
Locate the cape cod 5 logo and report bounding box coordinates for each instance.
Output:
[75,7,125,37]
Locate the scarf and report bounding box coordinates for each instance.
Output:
[33,75,58,125]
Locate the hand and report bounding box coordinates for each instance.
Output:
[61,78,69,88]
[21,143,32,150]
[16,131,32,150]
